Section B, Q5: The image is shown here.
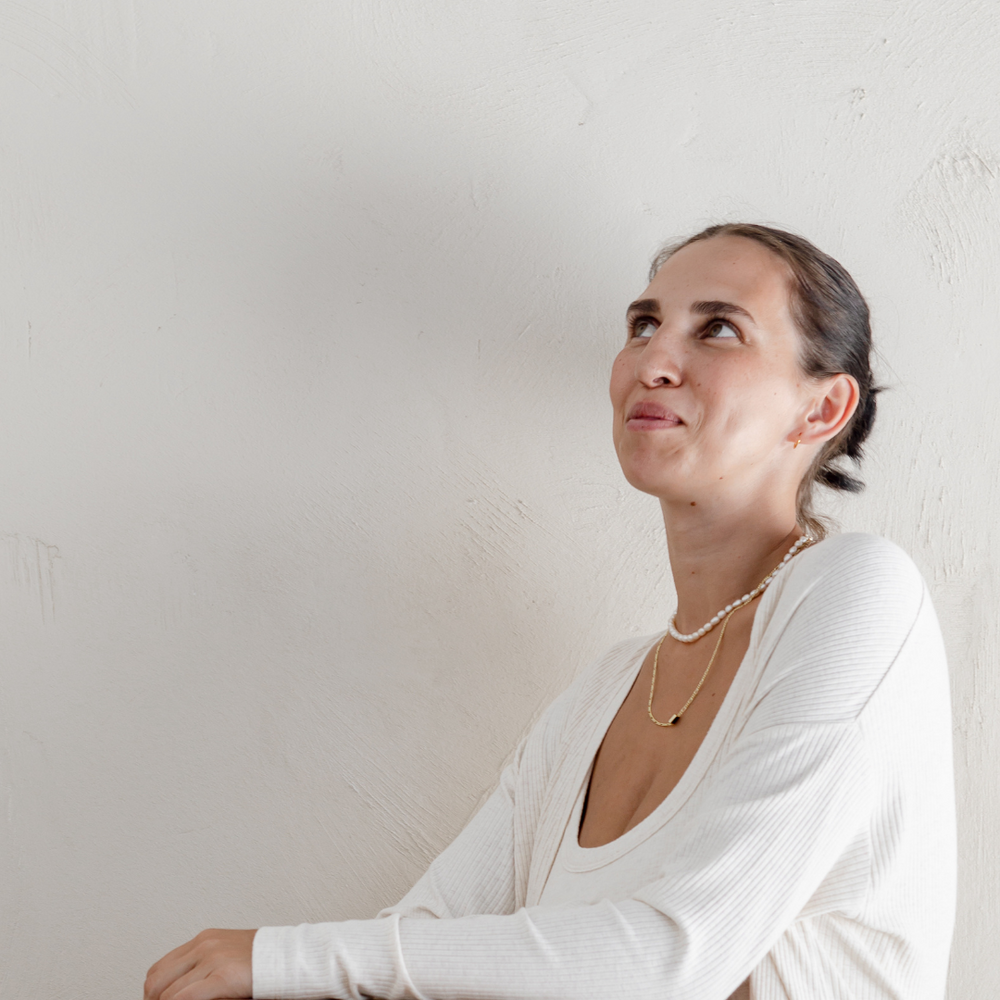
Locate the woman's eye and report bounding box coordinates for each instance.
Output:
[632,318,658,339]
[704,319,740,340]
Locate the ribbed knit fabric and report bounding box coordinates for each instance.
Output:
[253,533,956,1000]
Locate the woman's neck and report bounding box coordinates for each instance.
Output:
[660,495,804,634]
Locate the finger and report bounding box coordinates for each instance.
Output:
[172,972,248,1000]
[159,948,252,1000]
[145,939,200,1000]
[147,928,254,1000]
[159,965,208,1000]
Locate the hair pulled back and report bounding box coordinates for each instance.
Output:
[650,223,880,539]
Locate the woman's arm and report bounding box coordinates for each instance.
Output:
[143,716,869,1000]
[251,535,936,1000]
[152,536,937,1000]
[252,717,873,1000]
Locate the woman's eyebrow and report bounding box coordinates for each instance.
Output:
[626,298,757,323]
[625,298,660,318]
[691,299,756,323]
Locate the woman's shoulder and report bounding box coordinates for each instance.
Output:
[749,532,938,729]
[776,530,926,620]
[799,529,922,577]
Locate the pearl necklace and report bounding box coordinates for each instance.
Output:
[667,534,815,643]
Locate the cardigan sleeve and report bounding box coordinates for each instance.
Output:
[252,719,871,1000]
[252,535,929,1000]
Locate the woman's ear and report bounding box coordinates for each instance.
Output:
[796,374,860,447]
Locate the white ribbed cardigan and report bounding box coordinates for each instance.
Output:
[253,533,956,1000]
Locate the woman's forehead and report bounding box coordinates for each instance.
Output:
[645,236,795,318]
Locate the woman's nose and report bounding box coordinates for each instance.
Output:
[634,332,681,388]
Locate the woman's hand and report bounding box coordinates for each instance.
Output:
[144,928,256,1000]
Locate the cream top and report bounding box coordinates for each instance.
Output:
[253,533,957,1000]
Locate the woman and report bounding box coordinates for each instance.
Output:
[145,224,956,1000]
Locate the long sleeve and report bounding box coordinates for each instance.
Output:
[254,720,871,1000]
[253,534,946,1000]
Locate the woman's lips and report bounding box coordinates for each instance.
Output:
[625,401,683,430]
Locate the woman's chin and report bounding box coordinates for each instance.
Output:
[619,465,691,501]
[617,448,693,499]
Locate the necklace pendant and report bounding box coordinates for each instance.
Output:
[667,714,680,725]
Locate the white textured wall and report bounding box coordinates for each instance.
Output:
[1,2,997,996]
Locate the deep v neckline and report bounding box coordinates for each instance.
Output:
[524,564,796,906]
[568,622,759,864]
[523,538,827,906]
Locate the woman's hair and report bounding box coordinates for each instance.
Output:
[650,223,880,540]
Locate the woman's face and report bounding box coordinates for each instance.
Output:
[610,235,819,508]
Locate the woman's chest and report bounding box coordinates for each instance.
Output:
[577,617,754,849]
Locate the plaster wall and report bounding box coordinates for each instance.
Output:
[1,2,997,996]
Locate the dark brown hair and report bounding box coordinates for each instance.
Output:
[650,223,880,539]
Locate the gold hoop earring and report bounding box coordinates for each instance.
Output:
[793,436,802,449]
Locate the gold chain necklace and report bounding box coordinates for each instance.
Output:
[649,535,815,727]
[648,606,737,727]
